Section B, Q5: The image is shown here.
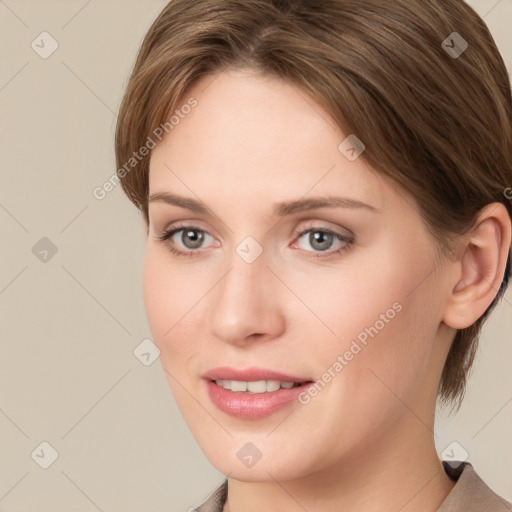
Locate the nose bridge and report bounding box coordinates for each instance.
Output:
[209,240,283,344]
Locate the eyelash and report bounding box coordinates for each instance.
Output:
[154,224,354,260]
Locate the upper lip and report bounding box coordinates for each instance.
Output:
[202,367,313,383]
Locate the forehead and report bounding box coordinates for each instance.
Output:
[148,70,403,215]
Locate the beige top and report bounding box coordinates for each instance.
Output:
[191,461,512,512]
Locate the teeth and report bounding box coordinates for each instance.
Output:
[231,380,247,392]
[214,379,303,393]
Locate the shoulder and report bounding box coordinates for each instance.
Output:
[438,461,512,512]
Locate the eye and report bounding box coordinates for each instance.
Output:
[155,226,216,258]
[154,223,354,260]
[292,226,353,258]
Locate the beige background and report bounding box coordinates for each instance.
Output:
[0,1,511,510]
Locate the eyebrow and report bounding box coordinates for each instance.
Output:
[148,192,380,217]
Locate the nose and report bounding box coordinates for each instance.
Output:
[209,247,286,346]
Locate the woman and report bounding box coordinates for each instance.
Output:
[114,0,512,510]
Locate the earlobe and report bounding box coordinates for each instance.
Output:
[442,203,512,330]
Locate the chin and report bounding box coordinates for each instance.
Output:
[197,438,314,482]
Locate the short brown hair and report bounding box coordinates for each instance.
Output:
[115,0,512,412]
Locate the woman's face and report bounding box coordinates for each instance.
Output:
[144,69,454,481]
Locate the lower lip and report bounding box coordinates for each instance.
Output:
[205,380,313,419]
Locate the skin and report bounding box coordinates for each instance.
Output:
[143,68,511,512]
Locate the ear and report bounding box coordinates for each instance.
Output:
[442,202,511,330]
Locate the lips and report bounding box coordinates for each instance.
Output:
[202,367,315,419]
[202,366,313,383]
[204,380,315,419]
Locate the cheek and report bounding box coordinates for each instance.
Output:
[142,246,216,395]
[297,245,439,403]
[142,249,195,358]
[142,249,170,343]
